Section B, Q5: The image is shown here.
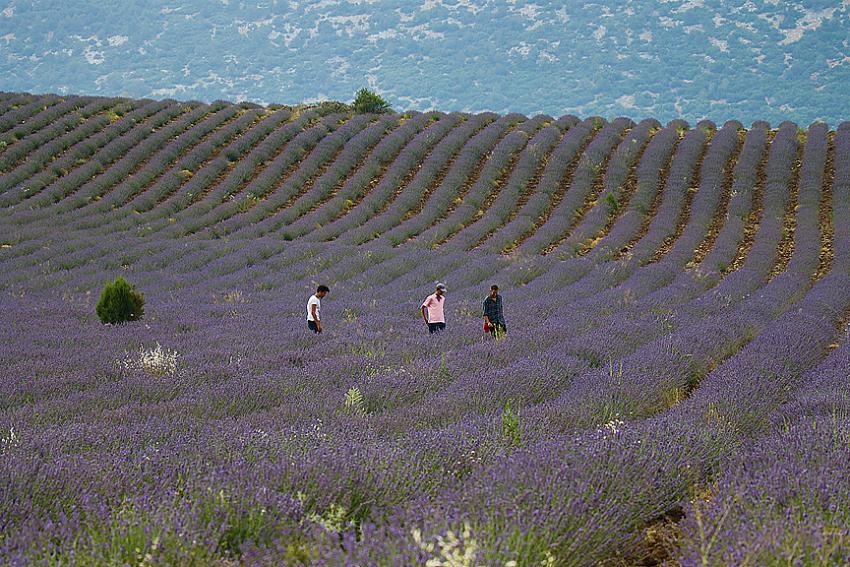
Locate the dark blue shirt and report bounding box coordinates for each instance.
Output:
[483,294,504,325]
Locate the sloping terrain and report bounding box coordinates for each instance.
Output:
[2,1,849,124]
[1,93,850,565]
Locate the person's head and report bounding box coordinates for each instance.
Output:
[316,285,330,299]
[435,283,446,297]
[490,284,499,298]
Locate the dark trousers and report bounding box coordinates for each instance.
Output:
[428,322,446,334]
[307,320,321,334]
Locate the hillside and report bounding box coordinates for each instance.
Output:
[2,1,849,124]
[2,92,850,565]
[0,92,834,255]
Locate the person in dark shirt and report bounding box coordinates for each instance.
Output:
[483,284,506,338]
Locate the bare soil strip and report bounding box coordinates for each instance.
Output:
[687,127,746,267]
[612,133,684,261]
[435,121,544,248]
[407,118,526,244]
[575,127,658,257]
[814,131,835,281]
[768,132,804,279]
[726,130,774,273]
[365,114,471,223]
[505,120,604,254]
[541,127,629,255]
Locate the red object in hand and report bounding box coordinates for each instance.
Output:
[483,322,491,332]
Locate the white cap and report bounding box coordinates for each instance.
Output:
[436,283,447,292]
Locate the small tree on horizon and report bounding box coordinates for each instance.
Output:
[353,88,391,114]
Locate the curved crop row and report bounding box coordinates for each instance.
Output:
[0,97,115,172]
[34,106,239,233]
[448,119,571,251]
[378,113,525,246]
[302,113,469,243]
[587,119,686,261]
[326,113,496,245]
[0,93,39,119]
[832,123,850,272]
[549,118,660,257]
[620,124,711,265]
[653,120,742,267]
[0,99,145,197]
[277,112,448,241]
[105,108,291,234]
[519,117,632,255]
[0,100,174,209]
[59,103,245,226]
[67,105,276,232]
[485,115,595,254]
[209,114,377,238]
[0,95,62,135]
[174,110,338,237]
[237,113,404,239]
[152,108,310,237]
[6,101,198,213]
[693,124,769,276]
[416,115,549,248]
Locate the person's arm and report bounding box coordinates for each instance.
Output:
[311,304,321,331]
[421,304,429,324]
[483,298,491,326]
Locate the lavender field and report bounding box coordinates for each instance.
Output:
[1,91,850,565]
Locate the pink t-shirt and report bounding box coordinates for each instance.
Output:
[421,293,445,323]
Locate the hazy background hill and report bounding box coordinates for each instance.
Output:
[2,1,849,125]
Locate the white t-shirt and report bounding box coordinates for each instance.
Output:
[307,295,321,321]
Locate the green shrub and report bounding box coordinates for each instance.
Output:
[344,386,367,417]
[500,399,522,448]
[353,88,391,114]
[314,100,352,115]
[96,277,145,324]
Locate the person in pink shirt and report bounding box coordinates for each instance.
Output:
[421,283,447,334]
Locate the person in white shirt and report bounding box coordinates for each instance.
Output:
[307,285,329,334]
